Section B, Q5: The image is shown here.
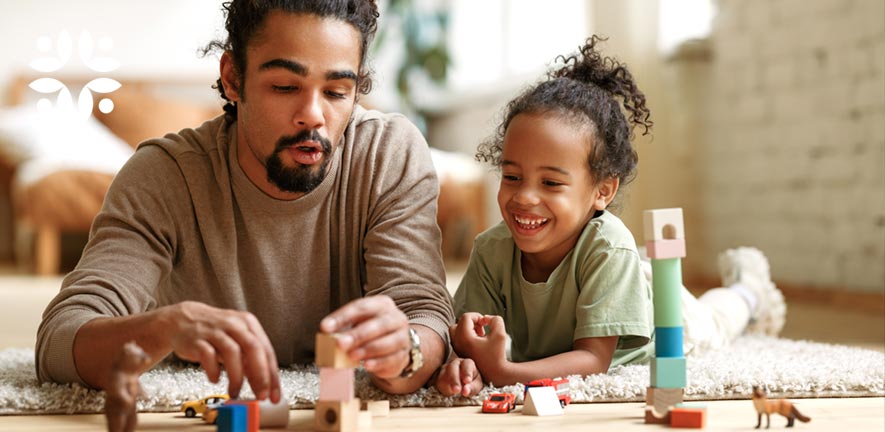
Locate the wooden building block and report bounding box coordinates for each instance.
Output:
[316,333,359,368]
[646,238,686,259]
[643,208,685,242]
[651,258,684,328]
[315,398,361,432]
[644,405,671,424]
[646,386,684,415]
[224,400,259,432]
[216,404,248,432]
[651,357,687,388]
[257,398,290,428]
[357,411,373,430]
[654,326,684,358]
[670,406,707,428]
[361,400,390,417]
[522,387,563,416]
[319,367,355,401]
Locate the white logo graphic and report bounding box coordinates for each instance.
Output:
[28,29,121,119]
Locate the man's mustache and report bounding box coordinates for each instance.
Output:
[275,130,332,154]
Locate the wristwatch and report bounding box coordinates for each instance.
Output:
[400,327,423,378]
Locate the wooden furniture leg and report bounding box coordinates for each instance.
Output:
[34,225,60,276]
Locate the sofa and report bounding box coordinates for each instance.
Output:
[0,75,486,275]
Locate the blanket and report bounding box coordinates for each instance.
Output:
[1,336,881,415]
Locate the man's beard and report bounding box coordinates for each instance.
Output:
[266,130,334,194]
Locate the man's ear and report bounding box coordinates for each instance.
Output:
[220,51,242,102]
[592,176,620,211]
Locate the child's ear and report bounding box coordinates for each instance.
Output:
[592,177,619,210]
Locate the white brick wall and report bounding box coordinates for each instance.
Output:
[705,0,885,292]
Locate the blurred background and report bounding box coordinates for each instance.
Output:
[0,0,882,310]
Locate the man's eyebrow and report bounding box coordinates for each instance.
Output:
[327,70,358,82]
[258,59,357,83]
[259,59,307,75]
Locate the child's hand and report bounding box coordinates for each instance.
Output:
[435,357,483,397]
[449,313,510,384]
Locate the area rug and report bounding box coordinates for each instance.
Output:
[0,336,882,415]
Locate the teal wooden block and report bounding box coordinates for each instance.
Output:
[651,356,686,388]
[654,326,684,358]
[217,404,248,432]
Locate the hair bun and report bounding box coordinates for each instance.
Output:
[551,35,652,136]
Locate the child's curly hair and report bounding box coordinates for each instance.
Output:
[477,35,653,199]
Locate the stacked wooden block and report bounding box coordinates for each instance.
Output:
[315,333,373,432]
[643,208,688,424]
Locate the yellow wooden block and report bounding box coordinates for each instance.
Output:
[316,333,360,368]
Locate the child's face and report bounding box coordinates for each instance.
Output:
[498,113,610,264]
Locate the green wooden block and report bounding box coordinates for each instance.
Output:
[652,258,683,327]
[651,356,686,388]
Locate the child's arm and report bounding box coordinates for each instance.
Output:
[451,314,618,386]
[489,336,618,385]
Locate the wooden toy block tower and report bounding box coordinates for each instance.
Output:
[314,333,365,432]
[643,208,687,424]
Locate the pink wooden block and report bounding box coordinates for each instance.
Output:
[318,367,355,401]
[646,239,686,259]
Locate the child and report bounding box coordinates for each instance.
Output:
[435,36,786,397]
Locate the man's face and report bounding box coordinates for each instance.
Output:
[222,12,361,198]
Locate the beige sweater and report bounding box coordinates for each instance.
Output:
[36,106,454,384]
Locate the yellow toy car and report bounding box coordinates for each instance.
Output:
[180,394,229,418]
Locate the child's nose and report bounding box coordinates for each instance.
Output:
[513,188,540,206]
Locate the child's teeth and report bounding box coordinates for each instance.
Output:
[515,216,547,226]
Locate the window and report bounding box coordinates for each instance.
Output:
[448,0,588,89]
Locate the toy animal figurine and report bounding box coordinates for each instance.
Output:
[105,341,152,432]
[752,386,811,428]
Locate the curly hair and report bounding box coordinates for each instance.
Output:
[476,35,653,201]
[203,0,379,121]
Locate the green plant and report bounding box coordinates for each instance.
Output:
[374,0,450,119]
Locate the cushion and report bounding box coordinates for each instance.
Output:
[93,85,222,149]
[0,106,133,188]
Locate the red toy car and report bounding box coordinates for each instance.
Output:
[482,393,517,413]
[524,378,571,407]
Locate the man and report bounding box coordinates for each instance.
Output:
[36,0,453,400]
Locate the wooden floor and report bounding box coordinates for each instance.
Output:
[0,273,882,431]
[0,398,882,431]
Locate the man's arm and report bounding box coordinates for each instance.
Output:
[35,144,280,401]
[343,113,455,391]
[72,302,281,401]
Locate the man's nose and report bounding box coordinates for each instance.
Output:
[294,92,324,129]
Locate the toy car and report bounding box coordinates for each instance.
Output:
[524,378,571,407]
[180,394,229,418]
[482,393,516,413]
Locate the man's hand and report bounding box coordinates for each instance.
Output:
[435,357,483,397]
[165,301,281,402]
[449,313,510,384]
[319,296,410,378]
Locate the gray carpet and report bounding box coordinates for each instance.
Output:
[0,336,882,415]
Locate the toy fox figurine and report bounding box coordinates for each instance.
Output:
[752,386,811,428]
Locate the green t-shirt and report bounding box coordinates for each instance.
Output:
[454,211,654,369]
